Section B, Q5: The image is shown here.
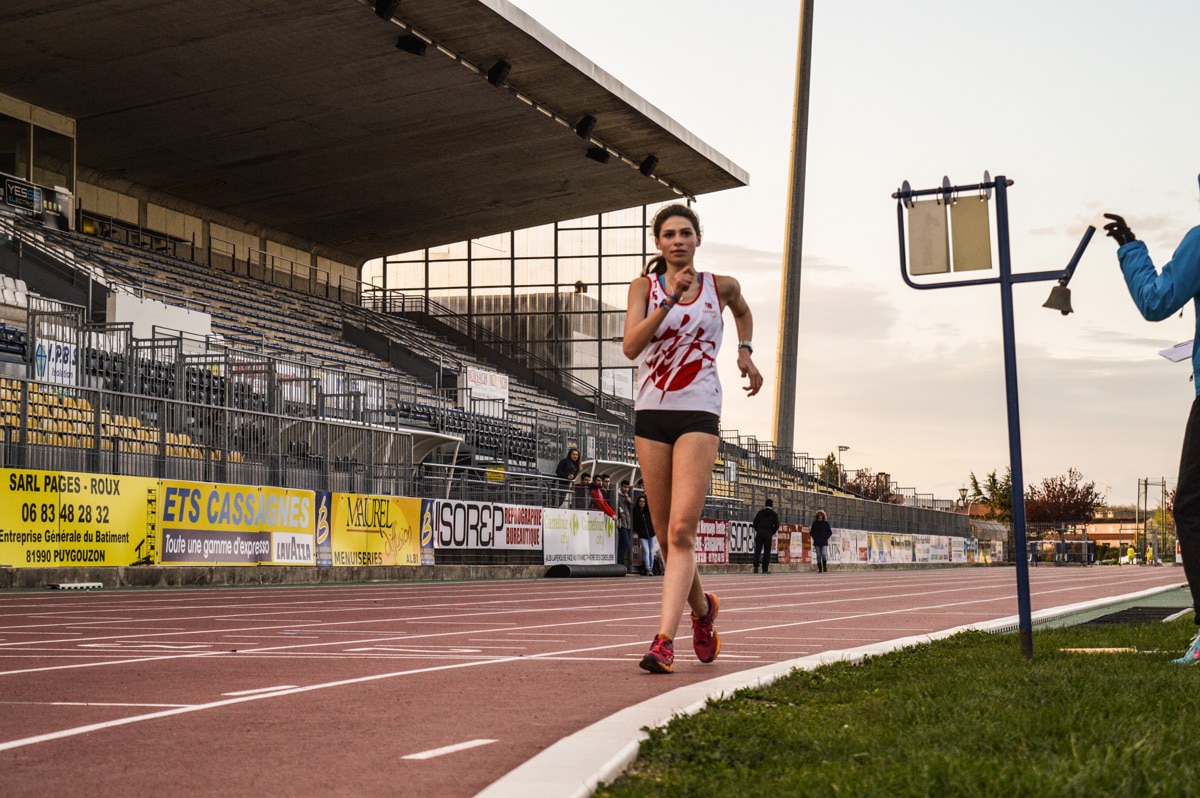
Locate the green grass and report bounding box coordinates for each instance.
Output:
[596,620,1200,797]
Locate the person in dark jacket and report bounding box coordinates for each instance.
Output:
[810,510,833,573]
[752,499,780,574]
[632,493,657,576]
[554,447,581,506]
[616,479,634,573]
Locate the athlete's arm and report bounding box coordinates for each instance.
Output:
[623,277,673,360]
[718,274,764,397]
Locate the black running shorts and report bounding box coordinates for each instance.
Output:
[634,409,720,445]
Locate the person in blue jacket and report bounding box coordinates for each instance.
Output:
[1105,186,1200,664]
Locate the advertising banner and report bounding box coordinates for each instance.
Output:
[3,174,71,229]
[775,523,803,564]
[775,527,792,564]
[0,469,156,567]
[914,535,931,563]
[694,518,729,564]
[951,537,966,564]
[428,499,541,550]
[542,508,614,565]
[314,491,333,566]
[158,480,314,566]
[32,339,78,386]
[929,535,950,563]
[328,492,422,567]
[729,520,754,555]
[868,533,914,564]
[989,540,1005,563]
[832,528,857,562]
[419,500,435,565]
[789,524,810,564]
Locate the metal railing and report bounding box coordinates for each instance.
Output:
[359,287,633,420]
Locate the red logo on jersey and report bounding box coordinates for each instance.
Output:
[645,314,716,398]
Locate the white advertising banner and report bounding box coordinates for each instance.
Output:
[542,508,615,565]
[694,518,730,564]
[828,528,855,564]
[33,338,77,386]
[951,537,966,564]
[465,366,509,404]
[729,520,754,555]
[430,499,540,550]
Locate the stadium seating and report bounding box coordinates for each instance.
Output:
[2,216,557,471]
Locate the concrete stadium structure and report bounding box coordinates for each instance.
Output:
[0,0,975,590]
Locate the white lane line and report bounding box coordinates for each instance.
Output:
[3,579,1185,677]
[402,738,498,760]
[0,701,192,709]
[0,655,524,753]
[51,701,193,708]
[222,686,297,696]
[1,577,1185,669]
[0,573,1177,657]
[344,646,482,653]
[78,643,212,650]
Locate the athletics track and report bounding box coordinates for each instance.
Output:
[0,566,1185,797]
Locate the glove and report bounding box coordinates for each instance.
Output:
[1102,213,1136,247]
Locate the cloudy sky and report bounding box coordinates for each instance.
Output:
[508,0,1200,506]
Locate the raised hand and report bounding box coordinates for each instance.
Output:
[1102,213,1136,247]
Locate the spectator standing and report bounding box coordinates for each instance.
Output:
[590,475,616,519]
[1105,200,1200,663]
[554,447,581,506]
[574,471,592,510]
[810,510,833,573]
[632,493,657,576]
[752,499,780,574]
[616,480,634,574]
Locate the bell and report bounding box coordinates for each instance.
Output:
[1042,284,1073,315]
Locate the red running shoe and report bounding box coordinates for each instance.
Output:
[690,592,721,663]
[639,634,675,673]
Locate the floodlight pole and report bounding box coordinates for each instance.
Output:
[893,175,1095,660]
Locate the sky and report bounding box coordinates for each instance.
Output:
[507,0,1200,507]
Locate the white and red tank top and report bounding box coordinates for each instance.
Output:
[635,272,724,414]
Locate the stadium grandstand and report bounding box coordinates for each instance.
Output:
[0,0,980,580]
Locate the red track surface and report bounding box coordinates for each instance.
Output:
[0,566,1185,797]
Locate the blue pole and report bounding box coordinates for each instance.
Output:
[994,176,1035,659]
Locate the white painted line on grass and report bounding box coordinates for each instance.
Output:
[403,739,498,760]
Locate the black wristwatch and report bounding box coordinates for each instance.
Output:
[738,341,753,354]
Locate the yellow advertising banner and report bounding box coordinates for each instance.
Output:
[329,493,422,567]
[0,469,157,568]
[158,479,315,566]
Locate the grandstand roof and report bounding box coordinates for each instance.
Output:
[0,0,748,265]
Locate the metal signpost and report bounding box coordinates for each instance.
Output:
[892,173,1095,659]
